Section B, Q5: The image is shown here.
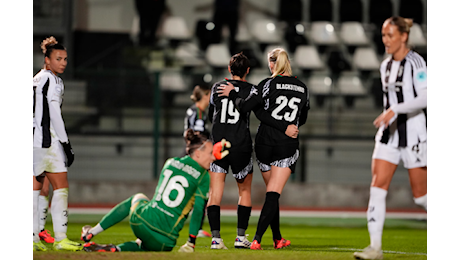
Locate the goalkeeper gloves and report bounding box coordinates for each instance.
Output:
[61,140,75,167]
[213,139,231,160]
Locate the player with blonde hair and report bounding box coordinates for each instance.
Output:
[354,17,427,260]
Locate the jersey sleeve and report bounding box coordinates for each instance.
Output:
[412,59,427,91]
[391,59,427,115]
[188,172,210,236]
[47,76,69,143]
[229,85,262,114]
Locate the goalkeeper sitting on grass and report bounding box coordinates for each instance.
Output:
[80,129,230,253]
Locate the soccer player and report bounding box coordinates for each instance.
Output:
[353,17,427,260]
[183,84,212,238]
[80,130,230,252]
[184,84,211,137]
[33,36,81,251]
[206,52,298,249]
[217,47,309,250]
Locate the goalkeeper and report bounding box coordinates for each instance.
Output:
[81,129,230,253]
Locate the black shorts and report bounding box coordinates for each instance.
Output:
[210,150,253,180]
[255,143,299,173]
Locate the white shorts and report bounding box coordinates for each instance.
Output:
[372,141,427,169]
[33,141,67,176]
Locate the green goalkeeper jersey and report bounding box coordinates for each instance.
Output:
[143,156,209,240]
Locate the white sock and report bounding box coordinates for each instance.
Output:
[89,223,104,236]
[414,194,427,211]
[367,187,387,250]
[51,188,69,241]
[33,190,41,243]
[38,195,49,232]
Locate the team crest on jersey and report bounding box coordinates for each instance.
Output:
[417,71,427,82]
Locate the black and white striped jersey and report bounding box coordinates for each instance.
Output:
[376,50,427,148]
[184,103,209,136]
[33,69,69,148]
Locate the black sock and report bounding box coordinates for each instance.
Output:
[270,201,282,241]
[237,205,252,236]
[207,205,221,238]
[253,192,280,243]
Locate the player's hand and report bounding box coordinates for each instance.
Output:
[217,82,235,97]
[61,140,75,167]
[285,125,299,138]
[213,139,231,160]
[373,109,395,128]
[178,241,195,253]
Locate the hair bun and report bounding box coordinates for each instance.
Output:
[404,18,414,28]
[40,36,58,54]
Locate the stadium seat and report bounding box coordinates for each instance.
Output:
[293,45,324,71]
[340,22,369,46]
[337,73,367,108]
[161,16,191,41]
[175,42,206,68]
[307,74,334,108]
[310,22,340,47]
[353,47,380,71]
[246,69,271,86]
[250,19,283,44]
[408,23,427,47]
[160,71,187,92]
[205,43,232,68]
[284,22,308,53]
[195,19,221,51]
[235,22,252,43]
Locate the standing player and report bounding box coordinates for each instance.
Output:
[207,52,298,249]
[33,36,81,251]
[80,130,230,252]
[184,84,212,237]
[218,47,309,250]
[354,17,427,260]
[184,84,211,137]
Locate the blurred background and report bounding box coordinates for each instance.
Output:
[32,0,427,209]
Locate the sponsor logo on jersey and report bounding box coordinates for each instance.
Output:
[416,71,427,82]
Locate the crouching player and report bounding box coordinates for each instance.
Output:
[80,129,230,252]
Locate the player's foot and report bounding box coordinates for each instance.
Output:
[234,235,252,249]
[33,241,48,251]
[273,238,291,249]
[39,229,55,243]
[250,240,262,250]
[81,225,94,242]
[354,245,383,259]
[211,238,228,249]
[53,238,83,251]
[83,241,118,252]
[197,229,212,238]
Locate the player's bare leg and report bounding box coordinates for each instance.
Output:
[408,167,427,210]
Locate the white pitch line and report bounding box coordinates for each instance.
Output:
[329,247,427,256]
[68,208,426,219]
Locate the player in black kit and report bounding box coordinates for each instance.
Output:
[207,52,298,249]
[218,48,309,250]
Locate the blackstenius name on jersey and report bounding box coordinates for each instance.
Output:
[276,84,304,93]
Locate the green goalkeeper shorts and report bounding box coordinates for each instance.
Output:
[129,199,176,251]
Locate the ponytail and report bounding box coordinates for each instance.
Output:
[268,48,292,77]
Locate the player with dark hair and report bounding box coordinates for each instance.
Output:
[80,130,230,252]
[207,52,298,249]
[218,47,308,250]
[33,36,80,251]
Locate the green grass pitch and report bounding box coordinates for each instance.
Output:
[33,213,426,260]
